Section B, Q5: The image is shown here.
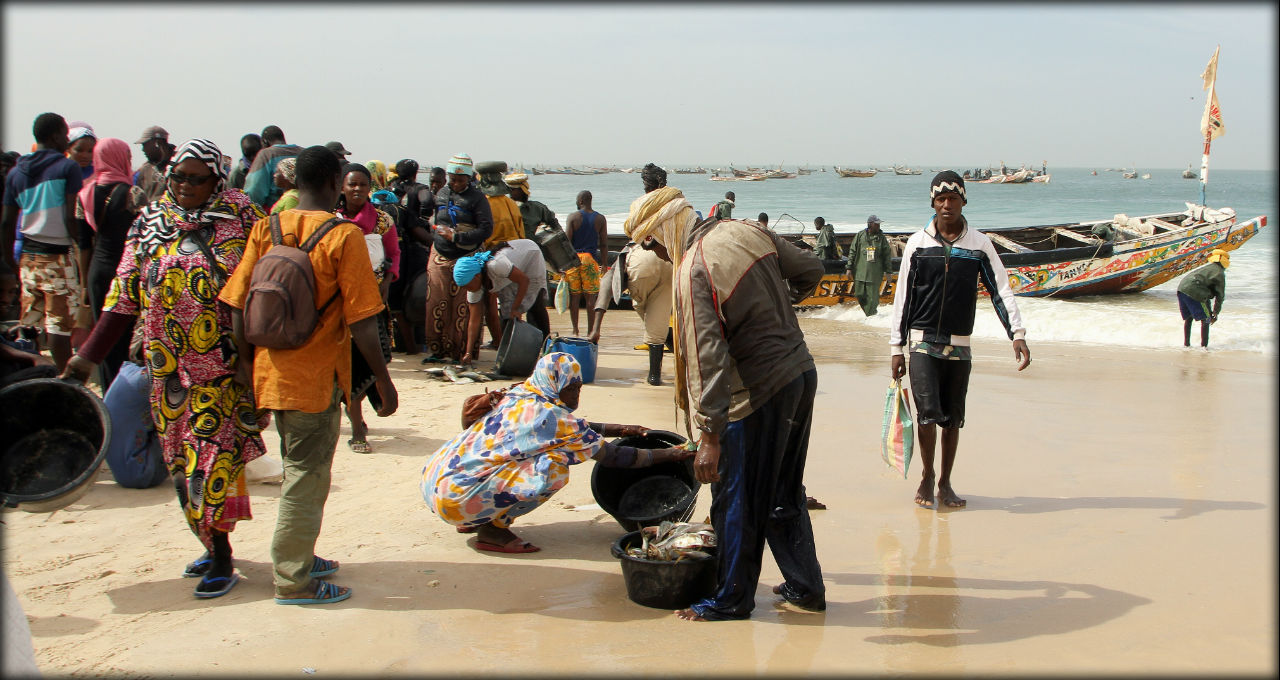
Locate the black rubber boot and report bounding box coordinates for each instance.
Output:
[647,343,664,386]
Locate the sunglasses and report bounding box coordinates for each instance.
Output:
[168,172,215,186]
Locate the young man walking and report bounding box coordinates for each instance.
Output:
[1,112,85,370]
[220,145,398,605]
[889,171,1031,510]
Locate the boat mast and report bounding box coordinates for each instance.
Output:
[1198,45,1224,207]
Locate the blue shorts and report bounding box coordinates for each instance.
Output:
[1177,291,1210,321]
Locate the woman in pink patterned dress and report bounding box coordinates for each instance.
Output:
[65,139,269,599]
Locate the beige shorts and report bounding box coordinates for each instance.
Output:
[19,252,84,336]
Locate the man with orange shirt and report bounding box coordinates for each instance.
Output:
[220,145,398,606]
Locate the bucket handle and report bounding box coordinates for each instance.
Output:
[610,540,625,559]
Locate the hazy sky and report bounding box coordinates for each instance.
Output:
[4,3,1275,170]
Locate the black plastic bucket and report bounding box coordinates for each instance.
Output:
[0,378,112,512]
[495,319,544,376]
[591,430,698,532]
[610,530,717,609]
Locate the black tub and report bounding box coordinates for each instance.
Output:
[590,430,698,532]
[0,378,111,512]
[610,530,717,609]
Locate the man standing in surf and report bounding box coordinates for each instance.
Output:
[889,171,1031,510]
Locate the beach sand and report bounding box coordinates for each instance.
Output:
[2,310,1275,676]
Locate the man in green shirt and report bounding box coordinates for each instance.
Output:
[846,214,892,316]
[712,191,735,219]
[813,217,839,260]
[503,173,561,239]
[1176,249,1228,348]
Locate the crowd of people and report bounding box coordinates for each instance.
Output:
[4,111,1062,623]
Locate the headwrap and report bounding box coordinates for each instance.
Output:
[622,186,697,268]
[78,137,134,232]
[276,157,297,183]
[452,250,495,286]
[135,138,250,255]
[930,170,967,205]
[68,126,96,144]
[420,352,602,529]
[447,153,474,176]
[395,159,419,178]
[504,172,530,196]
[640,163,667,191]
[1207,248,1230,269]
[366,160,389,189]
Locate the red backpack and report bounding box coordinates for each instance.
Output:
[243,214,350,349]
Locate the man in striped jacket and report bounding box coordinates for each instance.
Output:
[890,171,1031,510]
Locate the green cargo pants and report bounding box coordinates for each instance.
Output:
[271,384,342,595]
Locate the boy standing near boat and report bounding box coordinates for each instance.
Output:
[1176,249,1228,348]
[889,171,1031,510]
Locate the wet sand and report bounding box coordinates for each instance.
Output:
[2,310,1275,676]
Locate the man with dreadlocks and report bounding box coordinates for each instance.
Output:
[624,163,828,622]
[890,170,1030,511]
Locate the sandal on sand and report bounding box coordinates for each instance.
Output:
[310,556,339,578]
[420,355,449,364]
[275,580,351,605]
[347,438,372,454]
[194,572,240,599]
[805,496,827,510]
[475,537,540,554]
[456,525,478,534]
[182,551,213,578]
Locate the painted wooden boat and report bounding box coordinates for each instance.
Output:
[835,167,876,177]
[781,205,1267,306]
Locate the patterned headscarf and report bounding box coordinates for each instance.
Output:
[366,160,389,189]
[135,138,245,254]
[277,157,297,183]
[504,172,530,196]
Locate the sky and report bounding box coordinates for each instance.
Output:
[3,3,1276,170]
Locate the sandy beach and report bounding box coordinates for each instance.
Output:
[2,309,1275,676]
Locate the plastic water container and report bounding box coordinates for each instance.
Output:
[544,335,598,383]
[495,319,545,376]
[1,378,111,512]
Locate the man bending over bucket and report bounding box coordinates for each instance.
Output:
[626,178,828,621]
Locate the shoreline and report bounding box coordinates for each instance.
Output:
[2,311,1274,675]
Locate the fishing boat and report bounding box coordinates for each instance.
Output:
[789,205,1266,306]
[835,167,876,178]
[974,169,1033,184]
[674,167,707,174]
[1122,170,1137,179]
[1030,173,1051,184]
[1182,164,1197,179]
[790,47,1263,307]
[1140,173,1152,180]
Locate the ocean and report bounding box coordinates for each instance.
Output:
[510,167,1275,354]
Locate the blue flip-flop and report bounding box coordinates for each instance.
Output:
[193,572,240,599]
[275,580,351,606]
[310,556,339,578]
[182,552,213,578]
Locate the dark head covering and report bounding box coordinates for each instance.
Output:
[929,170,966,205]
[641,163,667,192]
[343,162,372,180]
[395,158,419,178]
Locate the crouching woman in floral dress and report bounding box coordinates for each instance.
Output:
[64,139,269,599]
[421,352,692,553]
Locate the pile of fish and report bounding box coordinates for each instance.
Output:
[422,366,508,385]
[627,521,716,562]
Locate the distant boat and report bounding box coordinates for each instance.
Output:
[1141,173,1152,180]
[835,167,876,178]
[674,167,706,174]
[1182,164,1197,179]
[1122,170,1138,179]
